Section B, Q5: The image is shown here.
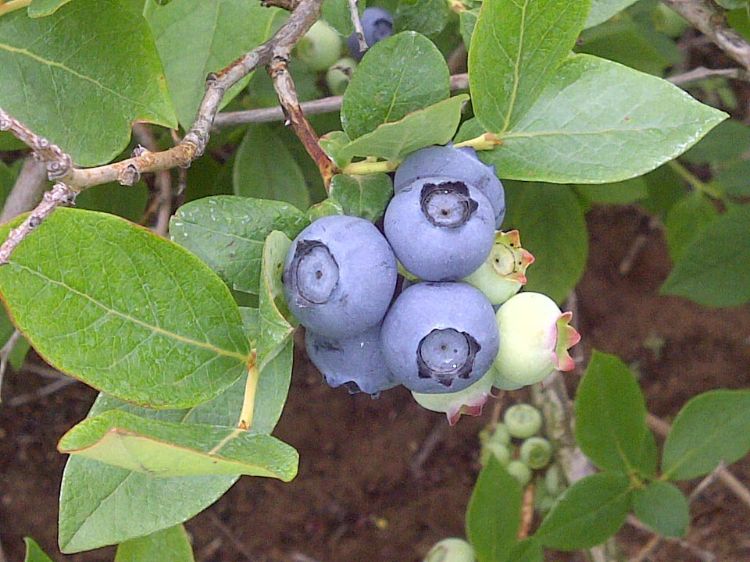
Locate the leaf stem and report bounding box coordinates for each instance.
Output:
[667,159,723,199]
[237,355,260,430]
[453,132,502,151]
[343,159,400,175]
[0,0,30,17]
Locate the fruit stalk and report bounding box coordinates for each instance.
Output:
[237,357,260,430]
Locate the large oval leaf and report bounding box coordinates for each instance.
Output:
[170,196,309,295]
[469,0,590,133]
[341,31,449,139]
[59,391,240,553]
[145,0,284,128]
[58,410,298,479]
[0,0,176,166]
[0,208,251,408]
[457,54,727,184]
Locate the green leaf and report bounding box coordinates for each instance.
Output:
[27,0,73,17]
[0,0,176,166]
[257,231,295,371]
[661,204,750,307]
[466,458,523,562]
[682,120,750,164]
[75,181,149,222]
[115,525,194,562]
[322,0,365,35]
[252,337,294,435]
[575,351,657,476]
[715,160,750,197]
[502,182,588,303]
[58,409,297,479]
[329,173,394,222]
[665,192,719,263]
[534,472,632,550]
[459,8,479,49]
[170,196,308,294]
[0,208,251,408]
[507,539,543,562]
[341,31,449,139]
[23,538,53,562]
[632,481,689,538]
[575,177,648,206]
[457,54,728,184]
[586,0,640,28]
[306,197,345,222]
[577,15,681,75]
[146,0,284,128]
[395,0,450,37]
[468,0,590,133]
[335,95,469,163]
[662,390,750,480]
[58,392,240,553]
[233,125,311,210]
[640,164,686,218]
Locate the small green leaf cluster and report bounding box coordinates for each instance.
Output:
[464,351,750,561]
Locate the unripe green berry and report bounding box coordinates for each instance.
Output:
[325,57,357,95]
[480,441,510,467]
[506,460,532,487]
[491,423,511,446]
[424,538,476,562]
[520,437,552,469]
[544,464,565,497]
[296,20,342,71]
[503,404,542,439]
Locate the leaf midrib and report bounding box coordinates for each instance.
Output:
[13,262,250,363]
[0,42,147,110]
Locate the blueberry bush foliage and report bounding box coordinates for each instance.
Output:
[1,0,750,560]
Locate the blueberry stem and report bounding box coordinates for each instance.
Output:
[343,159,400,175]
[237,356,260,430]
[667,159,724,199]
[453,132,502,151]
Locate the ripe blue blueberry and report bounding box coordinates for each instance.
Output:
[347,7,394,60]
[283,215,397,338]
[305,324,398,396]
[394,145,506,227]
[380,282,499,394]
[384,177,495,280]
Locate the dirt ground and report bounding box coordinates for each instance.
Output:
[1,205,749,562]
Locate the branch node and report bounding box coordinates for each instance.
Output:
[132,145,149,158]
[119,163,141,186]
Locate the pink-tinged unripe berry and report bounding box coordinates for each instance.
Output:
[411,365,494,425]
[493,292,581,388]
[424,538,476,562]
[463,230,535,305]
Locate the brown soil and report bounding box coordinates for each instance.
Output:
[1,205,749,562]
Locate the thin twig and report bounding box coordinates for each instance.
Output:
[667,66,750,85]
[347,0,367,53]
[7,377,76,407]
[0,156,48,223]
[662,0,750,71]
[132,123,173,237]
[647,413,750,511]
[0,329,21,403]
[627,516,716,562]
[213,73,470,128]
[619,215,661,276]
[207,511,255,561]
[268,55,336,186]
[409,419,447,479]
[518,484,535,540]
[0,0,326,262]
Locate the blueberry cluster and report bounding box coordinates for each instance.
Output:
[283,144,580,421]
[295,8,394,95]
